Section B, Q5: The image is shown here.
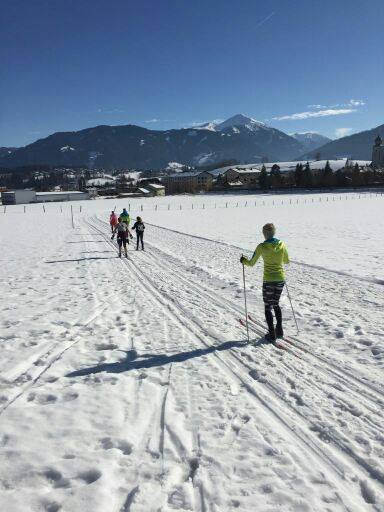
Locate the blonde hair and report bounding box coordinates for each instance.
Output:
[262,223,276,239]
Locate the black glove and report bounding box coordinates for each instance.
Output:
[240,256,246,264]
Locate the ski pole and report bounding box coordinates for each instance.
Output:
[285,281,300,334]
[241,257,250,343]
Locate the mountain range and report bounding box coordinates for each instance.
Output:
[301,123,384,161]
[290,132,331,153]
[0,115,380,170]
[0,115,314,170]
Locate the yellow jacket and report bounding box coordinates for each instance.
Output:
[243,238,289,282]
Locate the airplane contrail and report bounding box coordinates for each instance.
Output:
[255,11,275,28]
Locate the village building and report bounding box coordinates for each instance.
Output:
[161,171,213,194]
[1,190,89,205]
[372,135,384,168]
[147,183,165,196]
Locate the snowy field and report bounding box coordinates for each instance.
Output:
[1,191,384,511]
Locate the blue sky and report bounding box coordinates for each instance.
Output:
[1,0,383,147]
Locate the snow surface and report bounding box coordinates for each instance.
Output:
[86,178,116,186]
[1,191,384,511]
[166,162,185,172]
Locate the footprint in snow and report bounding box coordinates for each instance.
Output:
[63,392,79,402]
[76,469,102,484]
[96,342,118,351]
[27,392,57,405]
[99,437,133,455]
[289,391,305,406]
[41,500,62,512]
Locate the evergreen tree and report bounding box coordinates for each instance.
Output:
[351,163,362,187]
[303,162,313,188]
[321,160,333,187]
[294,163,303,187]
[259,165,268,189]
[270,164,282,188]
[335,169,347,187]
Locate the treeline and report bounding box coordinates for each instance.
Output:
[0,166,91,191]
[259,162,384,190]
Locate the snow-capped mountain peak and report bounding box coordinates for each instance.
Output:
[194,114,266,133]
[195,122,217,131]
[291,132,331,153]
[216,114,265,131]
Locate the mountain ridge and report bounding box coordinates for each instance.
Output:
[0,115,304,170]
[300,123,384,160]
[291,132,331,153]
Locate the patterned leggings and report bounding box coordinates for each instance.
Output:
[262,281,285,308]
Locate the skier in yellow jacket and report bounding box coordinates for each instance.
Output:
[240,223,289,341]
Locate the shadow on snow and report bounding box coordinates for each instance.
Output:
[66,338,268,378]
[66,240,105,244]
[45,256,116,263]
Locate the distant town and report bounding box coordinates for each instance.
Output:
[1,136,383,205]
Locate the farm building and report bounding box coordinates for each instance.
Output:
[35,191,90,202]
[1,190,89,205]
[1,190,36,205]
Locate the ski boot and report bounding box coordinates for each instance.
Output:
[265,329,276,342]
[275,324,284,339]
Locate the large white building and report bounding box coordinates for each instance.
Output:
[1,190,89,205]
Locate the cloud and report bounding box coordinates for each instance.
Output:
[255,11,275,28]
[329,99,365,108]
[273,108,356,121]
[307,104,327,109]
[308,99,365,110]
[145,118,160,123]
[335,127,353,138]
[97,108,125,114]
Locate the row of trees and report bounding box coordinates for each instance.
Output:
[0,166,85,191]
[257,162,384,189]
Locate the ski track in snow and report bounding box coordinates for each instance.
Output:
[0,202,383,511]
[88,216,384,509]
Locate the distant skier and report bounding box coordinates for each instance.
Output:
[109,211,118,233]
[132,216,145,250]
[112,217,132,258]
[240,223,289,341]
[120,208,130,227]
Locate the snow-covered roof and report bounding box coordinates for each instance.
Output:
[86,178,115,186]
[227,181,244,187]
[147,183,165,190]
[138,188,150,194]
[165,171,201,178]
[231,168,260,175]
[348,160,371,166]
[36,191,86,196]
[118,171,142,182]
[210,158,353,175]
